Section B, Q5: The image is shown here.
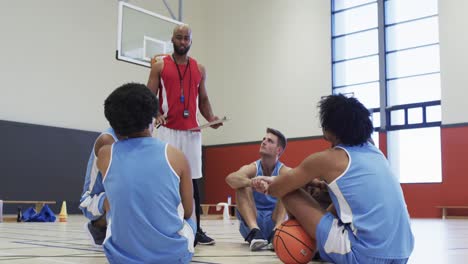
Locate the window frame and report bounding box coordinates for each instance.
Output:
[330,0,442,183]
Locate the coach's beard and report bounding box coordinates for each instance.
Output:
[173,44,191,55]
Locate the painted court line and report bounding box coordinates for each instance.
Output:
[191,260,221,264]
[12,241,103,253]
[0,235,89,245]
[0,252,84,264]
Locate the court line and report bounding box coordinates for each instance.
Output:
[0,234,88,243]
[12,241,103,253]
[0,255,104,262]
[194,254,276,257]
[191,260,221,264]
[0,228,86,234]
[0,235,91,248]
[0,252,99,264]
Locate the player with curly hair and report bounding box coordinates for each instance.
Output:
[253,94,414,264]
[97,83,196,264]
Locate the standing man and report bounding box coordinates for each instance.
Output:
[225,128,289,251]
[147,24,221,245]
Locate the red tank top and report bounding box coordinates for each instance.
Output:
[159,56,202,130]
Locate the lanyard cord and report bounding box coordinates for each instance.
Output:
[172,54,191,108]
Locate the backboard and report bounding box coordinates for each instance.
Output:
[117,2,183,67]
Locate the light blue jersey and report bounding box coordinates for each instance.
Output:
[103,137,194,264]
[253,160,283,211]
[318,142,414,262]
[79,128,117,220]
[237,160,284,240]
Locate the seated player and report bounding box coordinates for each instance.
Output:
[97,83,195,263]
[225,128,290,251]
[253,94,414,263]
[79,128,119,246]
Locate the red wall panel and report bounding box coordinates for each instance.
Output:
[203,137,330,204]
[203,143,260,204]
[203,126,468,218]
[400,126,468,217]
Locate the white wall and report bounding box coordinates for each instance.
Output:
[0,0,330,145]
[183,0,331,145]
[2,1,465,146]
[0,0,172,132]
[439,0,468,125]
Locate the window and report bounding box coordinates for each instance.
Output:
[331,0,442,183]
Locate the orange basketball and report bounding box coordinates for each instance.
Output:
[273,219,316,264]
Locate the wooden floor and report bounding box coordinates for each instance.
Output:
[0,215,467,263]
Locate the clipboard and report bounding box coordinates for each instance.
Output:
[189,116,229,131]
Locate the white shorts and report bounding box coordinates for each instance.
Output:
[157,126,202,179]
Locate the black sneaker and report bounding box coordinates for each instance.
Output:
[196,230,215,245]
[245,228,268,251]
[84,221,106,247]
[312,251,325,262]
[266,229,276,251]
[267,229,276,243]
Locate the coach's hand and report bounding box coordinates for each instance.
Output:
[155,114,167,128]
[209,116,223,129]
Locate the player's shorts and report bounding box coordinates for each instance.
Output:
[182,218,197,254]
[157,126,202,179]
[316,213,409,264]
[237,209,275,241]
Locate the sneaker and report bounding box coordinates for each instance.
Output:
[196,230,216,245]
[245,228,268,251]
[265,242,274,251]
[312,251,324,262]
[265,229,276,251]
[267,229,276,243]
[84,221,106,247]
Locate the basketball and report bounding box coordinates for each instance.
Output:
[273,219,316,264]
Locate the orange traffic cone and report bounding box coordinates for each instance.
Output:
[59,201,68,222]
